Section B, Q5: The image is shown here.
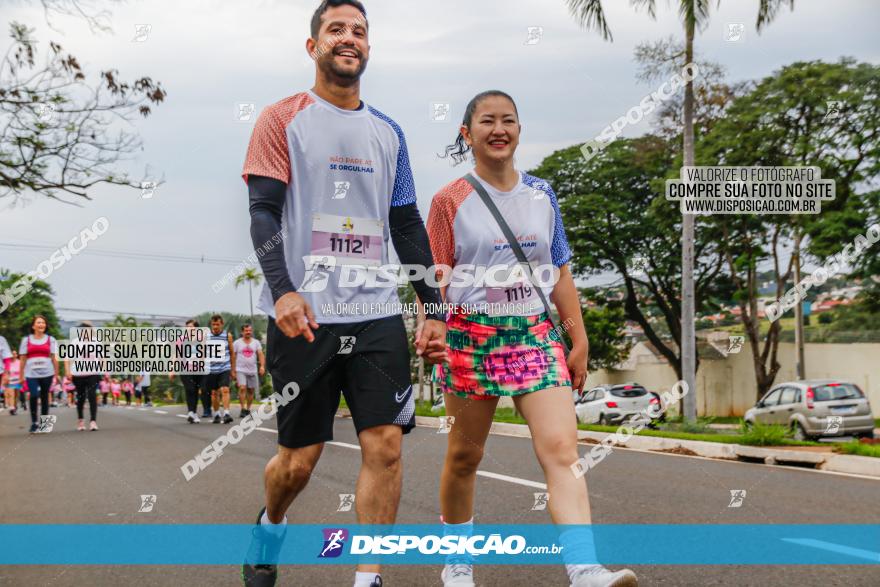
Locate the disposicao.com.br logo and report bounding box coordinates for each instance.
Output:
[322,531,552,556]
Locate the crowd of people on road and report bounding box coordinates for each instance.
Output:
[170,315,265,424]
[0,315,266,434]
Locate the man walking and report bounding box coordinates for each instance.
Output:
[205,315,235,424]
[233,324,264,418]
[240,1,447,585]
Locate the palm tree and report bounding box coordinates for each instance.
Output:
[234,268,263,325]
[565,0,794,421]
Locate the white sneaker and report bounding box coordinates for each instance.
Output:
[441,563,475,586]
[570,566,638,587]
[192,412,201,423]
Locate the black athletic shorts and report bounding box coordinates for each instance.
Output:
[204,371,231,391]
[267,314,415,449]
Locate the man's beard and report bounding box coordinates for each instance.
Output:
[318,49,368,86]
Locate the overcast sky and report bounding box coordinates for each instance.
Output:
[1,0,878,321]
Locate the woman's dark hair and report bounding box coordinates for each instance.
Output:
[441,90,519,166]
[311,0,367,38]
[30,314,48,334]
[186,319,200,327]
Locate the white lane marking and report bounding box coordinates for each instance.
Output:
[176,414,188,419]
[154,410,168,414]
[327,441,360,450]
[476,470,547,489]
[323,439,548,489]
[781,538,880,562]
[256,427,277,433]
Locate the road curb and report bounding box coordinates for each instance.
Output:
[401,413,880,479]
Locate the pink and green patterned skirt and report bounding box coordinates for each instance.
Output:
[434,312,571,400]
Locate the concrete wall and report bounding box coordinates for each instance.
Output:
[587,342,880,418]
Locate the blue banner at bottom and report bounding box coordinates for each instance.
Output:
[1,524,878,565]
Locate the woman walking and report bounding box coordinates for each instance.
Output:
[426,90,637,587]
[3,350,21,416]
[19,315,59,433]
[66,322,101,431]
[170,319,205,424]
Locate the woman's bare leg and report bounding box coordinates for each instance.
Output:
[439,394,499,523]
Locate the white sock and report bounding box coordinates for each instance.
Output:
[353,571,379,587]
[260,510,287,536]
[442,517,474,534]
[561,527,603,582]
[443,518,474,566]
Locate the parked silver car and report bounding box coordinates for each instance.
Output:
[744,379,875,441]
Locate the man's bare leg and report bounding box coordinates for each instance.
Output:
[354,424,403,574]
[264,443,324,522]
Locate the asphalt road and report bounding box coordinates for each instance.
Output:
[1,403,878,586]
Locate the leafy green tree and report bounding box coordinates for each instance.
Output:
[529,136,730,380]
[103,314,151,328]
[580,294,631,371]
[698,59,880,398]
[565,0,796,420]
[234,268,263,325]
[823,291,880,334]
[194,311,267,341]
[0,269,61,343]
[1,22,166,203]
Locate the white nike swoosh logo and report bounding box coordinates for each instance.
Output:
[395,386,412,403]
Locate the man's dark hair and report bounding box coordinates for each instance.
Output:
[310,0,367,38]
[241,323,252,331]
[210,314,224,323]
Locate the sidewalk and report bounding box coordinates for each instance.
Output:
[407,414,880,479]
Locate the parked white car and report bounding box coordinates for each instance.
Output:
[575,383,653,426]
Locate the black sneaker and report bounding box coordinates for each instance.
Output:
[213,413,221,424]
[223,413,234,424]
[202,410,212,419]
[239,410,246,419]
[241,507,285,587]
[29,423,38,433]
